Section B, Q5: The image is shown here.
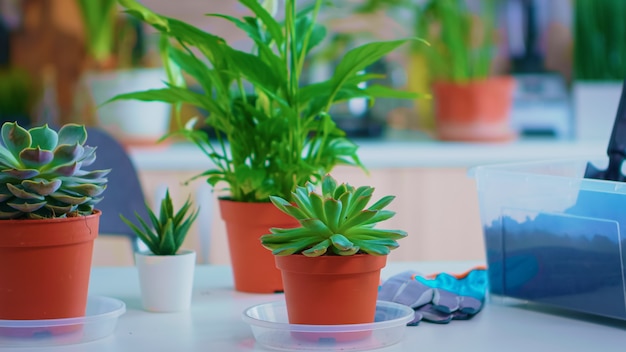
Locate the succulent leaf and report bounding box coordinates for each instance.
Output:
[57,124,87,146]
[51,144,84,168]
[1,122,31,159]
[263,174,406,256]
[51,162,80,177]
[20,147,54,168]
[28,125,58,150]
[50,192,90,205]
[65,183,106,197]
[7,199,47,212]
[6,183,45,200]
[3,168,39,179]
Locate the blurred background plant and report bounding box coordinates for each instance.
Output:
[414,0,498,83]
[573,0,626,81]
[76,0,149,70]
[0,67,39,127]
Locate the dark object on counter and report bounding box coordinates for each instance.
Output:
[584,79,626,181]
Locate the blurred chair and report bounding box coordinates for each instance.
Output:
[85,127,149,265]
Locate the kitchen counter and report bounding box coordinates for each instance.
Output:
[128,132,606,171]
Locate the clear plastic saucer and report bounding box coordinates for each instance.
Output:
[0,296,126,347]
[243,300,413,351]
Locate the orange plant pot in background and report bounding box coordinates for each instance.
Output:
[433,76,516,142]
[219,199,299,293]
[0,211,100,320]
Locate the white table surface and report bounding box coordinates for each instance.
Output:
[128,136,606,170]
[12,261,626,352]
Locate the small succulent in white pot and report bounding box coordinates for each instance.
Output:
[121,189,199,312]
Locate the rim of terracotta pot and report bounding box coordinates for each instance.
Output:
[0,210,101,247]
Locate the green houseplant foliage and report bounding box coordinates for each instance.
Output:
[111,0,419,202]
[574,0,626,80]
[414,0,497,82]
[76,0,147,68]
[0,122,110,219]
[261,174,407,257]
[120,189,199,255]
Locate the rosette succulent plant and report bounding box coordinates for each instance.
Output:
[261,174,407,257]
[0,122,110,219]
[120,189,199,255]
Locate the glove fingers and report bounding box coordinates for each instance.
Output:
[407,310,423,326]
[432,289,460,313]
[458,296,483,315]
[416,304,453,324]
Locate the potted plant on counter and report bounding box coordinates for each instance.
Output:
[112,0,418,293]
[261,174,407,327]
[121,189,199,312]
[0,122,110,320]
[413,0,515,142]
[75,0,171,147]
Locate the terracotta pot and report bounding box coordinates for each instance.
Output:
[433,76,515,142]
[0,210,100,320]
[219,199,299,293]
[275,254,387,325]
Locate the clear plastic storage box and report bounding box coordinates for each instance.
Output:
[472,158,626,320]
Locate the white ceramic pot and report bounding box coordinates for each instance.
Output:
[135,249,196,312]
[85,68,172,147]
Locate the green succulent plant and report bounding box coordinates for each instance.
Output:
[0,122,110,219]
[120,189,199,255]
[261,174,407,257]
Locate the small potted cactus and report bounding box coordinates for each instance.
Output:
[121,189,199,312]
[0,122,110,321]
[261,174,407,328]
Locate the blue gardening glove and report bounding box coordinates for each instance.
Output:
[378,267,488,325]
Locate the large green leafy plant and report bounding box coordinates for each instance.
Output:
[0,122,110,219]
[261,174,406,256]
[112,0,418,202]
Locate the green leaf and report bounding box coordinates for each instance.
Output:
[301,239,331,257]
[158,219,177,255]
[7,199,46,213]
[323,198,341,232]
[6,183,44,200]
[325,39,412,108]
[57,124,87,146]
[118,0,169,31]
[49,192,89,205]
[239,0,284,47]
[20,147,54,168]
[1,122,31,159]
[329,233,355,251]
[368,195,395,211]
[21,179,62,196]
[28,125,58,150]
[364,85,421,99]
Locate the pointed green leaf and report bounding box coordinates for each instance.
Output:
[6,183,44,200]
[7,199,46,212]
[57,124,87,146]
[20,147,54,168]
[29,125,58,150]
[1,122,31,159]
